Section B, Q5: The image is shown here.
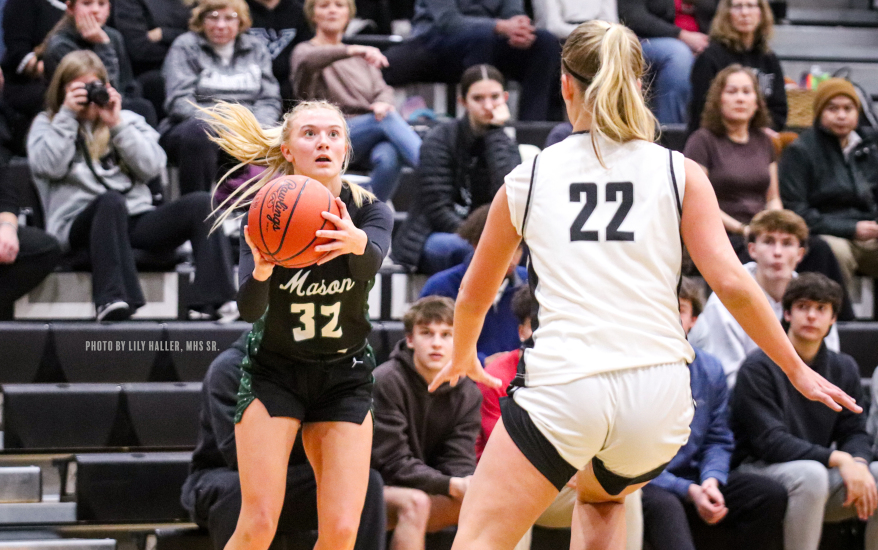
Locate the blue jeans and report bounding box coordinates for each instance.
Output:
[640,37,694,124]
[348,111,421,202]
[418,233,473,275]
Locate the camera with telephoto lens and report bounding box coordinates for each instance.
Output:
[84,81,110,107]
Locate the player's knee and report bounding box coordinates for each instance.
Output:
[321,516,360,549]
[239,502,280,544]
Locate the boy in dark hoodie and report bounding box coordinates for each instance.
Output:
[371,296,482,550]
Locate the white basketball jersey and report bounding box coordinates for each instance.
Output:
[506,132,695,387]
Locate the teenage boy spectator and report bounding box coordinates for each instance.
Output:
[419,205,526,366]
[732,273,878,550]
[475,285,645,550]
[688,209,840,386]
[618,0,717,123]
[641,277,787,550]
[371,296,482,550]
[181,333,387,550]
[246,0,311,102]
[779,78,878,300]
[381,0,561,121]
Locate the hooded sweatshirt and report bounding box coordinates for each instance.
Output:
[27,107,166,248]
[371,339,482,495]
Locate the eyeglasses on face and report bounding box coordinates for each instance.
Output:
[205,11,239,23]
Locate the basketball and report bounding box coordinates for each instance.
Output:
[247,176,340,268]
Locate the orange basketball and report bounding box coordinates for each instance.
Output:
[247,176,340,268]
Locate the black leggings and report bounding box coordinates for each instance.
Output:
[0,225,62,319]
[68,191,235,309]
[159,118,222,195]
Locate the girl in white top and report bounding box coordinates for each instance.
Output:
[428,20,859,550]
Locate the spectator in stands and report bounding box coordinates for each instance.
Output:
[27,51,236,321]
[246,0,311,102]
[618,0,717,124]
[684,64,851,318]
[641,277,788,550]
[42,0,158,127]
[160,0,281,195]
[475,285,645,550]
[0,162,62,320]
[688,0,786,134]
[419,204,526,366]
[371,296,482,550]
[113,0,195,119]
[181,333,387,550]
[686,65,779,253]
[391,65,520,274]
[291,0,421,202]
[381,0,562,121]
[779,78,878,303]
[532,0,617,40]
[688,209,841,386]
[0,0,65,153]
[732,273,878,550]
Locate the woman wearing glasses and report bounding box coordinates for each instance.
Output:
[688,0,787,134]
[160,0,282,195]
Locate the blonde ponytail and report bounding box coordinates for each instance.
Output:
[200,100,375,231]
[562,21,656,165]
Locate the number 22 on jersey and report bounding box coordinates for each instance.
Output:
[290,302,343,341]
[569,181,634,242]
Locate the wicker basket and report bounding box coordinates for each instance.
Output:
[786,88,817,128]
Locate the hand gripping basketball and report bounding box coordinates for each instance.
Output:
[247,176,341,268]
[313,198,368,265]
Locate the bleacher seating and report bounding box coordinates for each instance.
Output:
[73,453,190,522]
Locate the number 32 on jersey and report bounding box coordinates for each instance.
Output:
[569,181,634,242]
[290,302,343,341]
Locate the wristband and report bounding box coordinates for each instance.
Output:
[0,221,18,230]
[854,457,869,465]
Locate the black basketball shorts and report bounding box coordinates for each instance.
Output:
[235,345,376,425]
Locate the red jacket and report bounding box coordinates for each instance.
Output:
[475,349,520,459]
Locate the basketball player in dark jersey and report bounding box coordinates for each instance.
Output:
[202,100,393,550]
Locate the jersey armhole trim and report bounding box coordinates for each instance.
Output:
[520,153,540,236]
[667,149,683,219]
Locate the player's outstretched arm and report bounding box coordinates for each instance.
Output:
[427,188,514,393]
[681,158,860,413]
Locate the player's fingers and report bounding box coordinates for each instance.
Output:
[314,241,344,253]
[428,365,455,392]
[472,369,503,389]
[335,197,351,220]
[315,229,346,240]
[321,210,345,226]
[823,384,859,413]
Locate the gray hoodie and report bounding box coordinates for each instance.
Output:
[161,31,281,133]
[27,107,166,249]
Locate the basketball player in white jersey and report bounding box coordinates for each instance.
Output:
[427,20,861,550]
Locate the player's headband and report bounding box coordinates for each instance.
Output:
[562,60,593,86]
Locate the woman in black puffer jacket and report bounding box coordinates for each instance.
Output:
[392,64,521,274]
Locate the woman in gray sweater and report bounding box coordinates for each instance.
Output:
[28,50,235,321]
[160,0,281,195]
